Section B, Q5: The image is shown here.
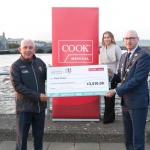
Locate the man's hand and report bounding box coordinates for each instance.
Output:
[103,89,116,97]
[108,68,114,77]
[40,93,49,102]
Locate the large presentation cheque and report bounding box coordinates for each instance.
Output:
[47,65,109,97]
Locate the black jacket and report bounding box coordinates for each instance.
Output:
[10,55,47,113]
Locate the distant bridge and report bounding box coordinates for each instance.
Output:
[36,46,52,53]
[0,50,10,54]
[0,46,52,54]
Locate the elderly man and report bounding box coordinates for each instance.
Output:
[10,39,48,150]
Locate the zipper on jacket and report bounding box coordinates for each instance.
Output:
[31,62,40,113]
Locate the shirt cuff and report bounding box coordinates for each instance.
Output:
[114,89,117,94]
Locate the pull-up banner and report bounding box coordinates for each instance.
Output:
[52,7,99,121]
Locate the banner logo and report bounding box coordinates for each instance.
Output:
[58,40,93,63]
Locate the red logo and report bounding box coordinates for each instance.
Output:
[88,68,104,71]
[58,40,93,63]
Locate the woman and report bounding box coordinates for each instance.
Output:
[100,31,122,124]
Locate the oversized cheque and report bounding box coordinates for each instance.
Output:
[47,65,109,97]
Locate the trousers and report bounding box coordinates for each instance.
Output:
[103,82,117,124]
[16,110,45,150]
[122,106,148,150]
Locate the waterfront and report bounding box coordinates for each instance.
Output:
[0,53,52,68]
[0,54,52,114]
[0,53,123,115]
[1,53,149,115]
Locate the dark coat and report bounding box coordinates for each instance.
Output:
[10,55,47,112]
[112,46,150,109]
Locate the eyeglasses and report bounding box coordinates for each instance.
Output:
[123,37,138,42]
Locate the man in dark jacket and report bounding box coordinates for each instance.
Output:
[104,30,150,150]
[10,39,48,150]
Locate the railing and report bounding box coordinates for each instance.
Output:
[0,72,149,121]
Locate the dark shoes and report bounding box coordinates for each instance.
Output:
[103,119,115,124]
[103,114,115,124]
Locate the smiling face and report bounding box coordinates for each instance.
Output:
[102,31,116,48]
[103,33,112,46]
[123,30,139,51]
[18,39,36,60]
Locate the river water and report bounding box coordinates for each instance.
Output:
[0,53,52,68]
[0,54,52,114]
[0,54,122,115]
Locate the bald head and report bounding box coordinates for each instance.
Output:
[124,30,138,38]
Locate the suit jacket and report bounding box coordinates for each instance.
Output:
[111,46,150,109]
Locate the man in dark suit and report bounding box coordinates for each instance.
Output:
[104,30,150,150]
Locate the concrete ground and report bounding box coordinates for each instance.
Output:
[0,141,150,150]
[0,114,150,150]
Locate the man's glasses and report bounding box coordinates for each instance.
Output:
[123,37,138,42]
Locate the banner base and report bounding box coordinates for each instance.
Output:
[52,118,100,122]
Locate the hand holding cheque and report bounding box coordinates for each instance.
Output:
[103,68,116,98]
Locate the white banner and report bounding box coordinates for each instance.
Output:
[47,65,109,97]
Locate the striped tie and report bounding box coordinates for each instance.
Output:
[126,52,131,64]
[125,52,131,69]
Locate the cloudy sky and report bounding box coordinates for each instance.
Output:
[0,0,150,41]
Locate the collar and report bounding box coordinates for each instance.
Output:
[20,54,36,63]
[127,45,138,58]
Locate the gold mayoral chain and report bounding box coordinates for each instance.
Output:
[121,51,141,82]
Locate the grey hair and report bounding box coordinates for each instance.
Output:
[20,39,35,47]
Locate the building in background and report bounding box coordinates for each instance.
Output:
[7,38,23,45]
[0,33,52,54]
[0,32,9,50]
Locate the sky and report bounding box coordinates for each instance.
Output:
[0,0,150,41]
